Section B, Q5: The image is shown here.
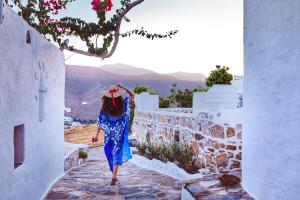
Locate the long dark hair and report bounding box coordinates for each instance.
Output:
[101,96,125,116]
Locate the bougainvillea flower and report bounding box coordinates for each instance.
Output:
[91,0,100,11]
[91,0,113,12]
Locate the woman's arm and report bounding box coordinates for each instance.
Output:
[117,84,135,109]
[117,84,135,97]
[92,127,101,143]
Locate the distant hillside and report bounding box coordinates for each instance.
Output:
[65,64,206,120]
[99,63,157,76]
[166,71,206,82]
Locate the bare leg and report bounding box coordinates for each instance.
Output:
[110,165,119,186]
[112,165,119,179]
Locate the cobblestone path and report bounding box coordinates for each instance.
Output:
[44,147,182,200]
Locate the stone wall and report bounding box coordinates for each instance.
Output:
[64,143,89,172]
[132,110,242,174]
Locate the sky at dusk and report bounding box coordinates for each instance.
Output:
[63,0,243,76]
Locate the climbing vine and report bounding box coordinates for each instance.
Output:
[5,0,178,59]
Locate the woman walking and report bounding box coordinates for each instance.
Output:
[93,84,134,186]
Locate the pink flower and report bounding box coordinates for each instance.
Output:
[91,0,100,11]
[91,0,113,12]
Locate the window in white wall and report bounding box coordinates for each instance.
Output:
[14,124,25,169]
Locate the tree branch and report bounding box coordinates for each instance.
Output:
[63,0,144,59]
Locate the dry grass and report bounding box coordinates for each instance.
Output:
[64,124,104,147]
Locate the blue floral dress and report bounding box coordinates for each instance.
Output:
[97,97,132,171]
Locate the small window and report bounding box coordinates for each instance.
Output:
[14,124,25,169]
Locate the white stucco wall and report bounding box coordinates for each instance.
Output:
[134,92,159,111]
[0,6,65,200]
[193,84,240,113]
[243,1,300,200]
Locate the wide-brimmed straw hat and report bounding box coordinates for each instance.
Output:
[102,85,125,98]
[102,85,125,108]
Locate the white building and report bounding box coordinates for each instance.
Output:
[0,6,65,200]
[243,1,300,199]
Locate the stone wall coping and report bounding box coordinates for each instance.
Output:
[137,109,195,117]
[64,142,89,159]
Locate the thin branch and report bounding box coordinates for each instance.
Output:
[63,0,144,59]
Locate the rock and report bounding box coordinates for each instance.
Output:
[193,157,205,169]
[118,187,143,195]
[226,127,235,138]
[228,152,234,158]
[206,154,213,164]
[191,142,199,157]
[145,152,153,160]
[230,161,241,169]
[215,153,229,167]
[198,142,204,150]
[237,132,242,139]
[46,192,70,199]
[235,152,242,160]
[220,143,225,148]
[210,141,220,149]
[219,174,241,186]
[174,130,180,142]
[235,124,242,132]
[210,124,225,138]
[226,145,237,151]
[195,133,204,140]
[129,139,137,147]
[157,192,166,197]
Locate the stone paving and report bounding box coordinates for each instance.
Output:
[44,147,182,200]
[184,171,254,200]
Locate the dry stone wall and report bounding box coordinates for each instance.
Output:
[132,110,242,174]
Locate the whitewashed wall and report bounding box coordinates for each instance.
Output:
[243,1,300,200]
[134,92,159,111]
[193,84,241,113]
[0,6,65,200]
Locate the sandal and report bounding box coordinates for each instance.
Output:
[110,178,117,186]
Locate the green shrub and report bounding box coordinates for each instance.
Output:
[177,144,193,168]
[79,151,88,159]
[129,109,134,134]
[206,65,233,87]
[136,143,147,155]
[137,140,195,173]
[159,96,171,108]
[169,85,207,108]
[134,85,156,95]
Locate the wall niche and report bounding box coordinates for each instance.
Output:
[14,124,25,169]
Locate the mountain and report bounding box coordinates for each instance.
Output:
[166,72,206,82]
[65,64,206,121]
[99,63,157,76]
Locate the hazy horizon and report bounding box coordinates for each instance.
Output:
[66,62,236,77]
